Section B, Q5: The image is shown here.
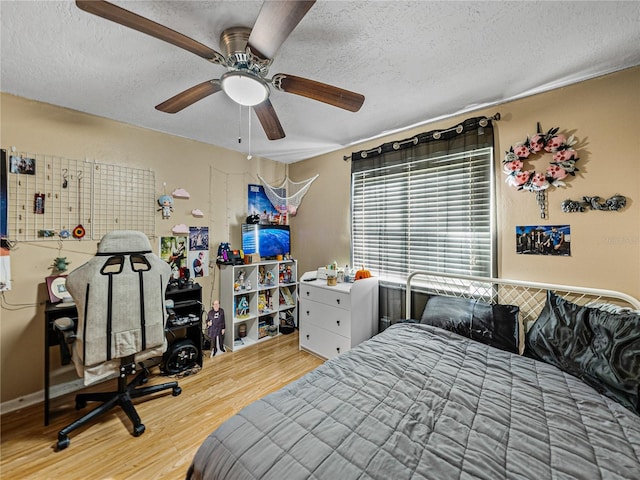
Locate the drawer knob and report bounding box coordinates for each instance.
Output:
[306,334,310,340]
[336,299,340,304]
[336,347,340,353]
[306,291,310,296]
[306,310,310,316]
[336,320,340,326]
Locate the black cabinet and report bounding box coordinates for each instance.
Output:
[163,284,204,374]
[44,301,78,426]
[44,284,203,425]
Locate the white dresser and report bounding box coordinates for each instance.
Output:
[298,271,378,359]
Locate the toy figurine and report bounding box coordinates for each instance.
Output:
[157,194,174,219]
[206,300,226,357]
[283,266,292,283]
[236,296,249,317]
[236,271,245,289]
[52,256,70,272]
[265,271,274,285]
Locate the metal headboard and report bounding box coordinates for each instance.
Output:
[406,270,640,331]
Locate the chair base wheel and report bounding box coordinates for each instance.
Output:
[133,424,145,437]
[57,435,70,451]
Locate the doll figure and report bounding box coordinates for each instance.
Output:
[265,271,274,285]
[207,300,226,357]
[157,194,174,219]
[236,271,245,289]
[236,296,249,317]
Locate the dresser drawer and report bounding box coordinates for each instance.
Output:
[299,322,351,359]
[300,299,351,337]
[300,284,350,311]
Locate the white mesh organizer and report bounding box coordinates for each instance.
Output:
[257,174,318,216]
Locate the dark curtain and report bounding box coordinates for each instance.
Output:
[351,115,496,173]
[349,115,498,331]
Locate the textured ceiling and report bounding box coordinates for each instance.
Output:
[2,1,639,164]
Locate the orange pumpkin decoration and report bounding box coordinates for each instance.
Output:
[355,268,372,280]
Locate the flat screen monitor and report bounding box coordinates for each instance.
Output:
[241,224,290,259]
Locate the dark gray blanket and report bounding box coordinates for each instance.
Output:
[187,324,640,479]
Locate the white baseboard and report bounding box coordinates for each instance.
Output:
[0,391,42,415]
[1,378,84,416]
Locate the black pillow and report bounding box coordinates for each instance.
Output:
[525,290,640,414]
[420,295,519,353]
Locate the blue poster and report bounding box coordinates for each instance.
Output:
[248,184,285,224]
[1,149,11,291]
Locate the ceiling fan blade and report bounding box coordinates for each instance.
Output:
[155,80,222,113]
[253,100,286,140]
[75,1,225,64]
[247,1,316,60]
[273,74,365,112]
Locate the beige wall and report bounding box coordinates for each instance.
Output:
[290,67,640,295]
[0,93,285,406]
[1,66,639,408]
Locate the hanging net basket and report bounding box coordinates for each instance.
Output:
[257,174,319,216]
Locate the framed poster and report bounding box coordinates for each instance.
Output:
[516,225,571,256]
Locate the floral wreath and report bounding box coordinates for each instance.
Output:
[503,126,580,192]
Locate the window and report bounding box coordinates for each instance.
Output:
[350,117,495,284]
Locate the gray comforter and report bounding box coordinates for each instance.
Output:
[187,323,640,479]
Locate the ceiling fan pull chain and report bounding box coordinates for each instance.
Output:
[238,104,242,144]
[247,106,253,160]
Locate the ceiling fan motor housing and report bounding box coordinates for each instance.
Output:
[220,27,269,77]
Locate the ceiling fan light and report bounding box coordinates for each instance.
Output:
[221,71,269,106]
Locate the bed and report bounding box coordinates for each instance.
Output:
[187,271,640,480]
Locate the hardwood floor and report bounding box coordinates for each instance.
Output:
[0,332,323,479]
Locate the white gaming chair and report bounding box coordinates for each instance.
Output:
[55,230,181,450]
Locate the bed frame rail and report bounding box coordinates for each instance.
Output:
[406,271,640,330]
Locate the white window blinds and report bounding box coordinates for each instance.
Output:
[351,147,493,283]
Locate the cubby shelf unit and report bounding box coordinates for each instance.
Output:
[219,260,297,352]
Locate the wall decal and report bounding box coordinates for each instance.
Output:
[172,188,190,199]
[561,195,627,213]
[503,124,581,219]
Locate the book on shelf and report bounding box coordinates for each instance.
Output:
[280,286,294,306]
[258,321,268,339]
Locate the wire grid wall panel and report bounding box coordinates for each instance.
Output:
[6,152,155,241]
[406,270,640,331]
[91,162,155,238]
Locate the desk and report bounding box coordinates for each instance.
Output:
[44,301,77,426]
[44,284,203,426]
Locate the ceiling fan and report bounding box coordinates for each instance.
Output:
[75,0,365,140]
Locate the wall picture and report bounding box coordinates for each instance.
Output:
[159,235,188,279]
[9,154,36,175]
[516,225,571,256]
[189,226,209,278]
[248,184,286,225]
[189,226,208,251]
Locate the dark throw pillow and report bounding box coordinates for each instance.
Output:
[525,290,640,415]
[420,295,520,353]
